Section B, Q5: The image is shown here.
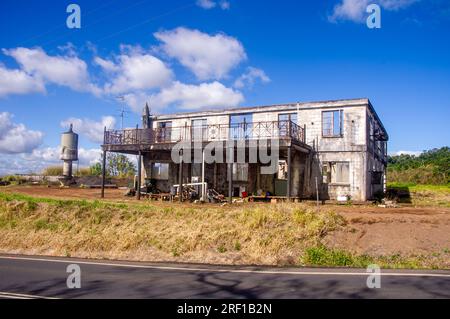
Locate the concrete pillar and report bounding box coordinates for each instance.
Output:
[136,151,142,200]
[201,149,206,202]
[178,151,183,202]
[63,161,73,178]
[227,144,233,203]
[228,163,233,203]
[287,146,292,200]
[101,150,107,199]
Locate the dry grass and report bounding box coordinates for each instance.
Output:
[1,192,449,269]
[0,192,345,266]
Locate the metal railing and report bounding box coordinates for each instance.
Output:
[104,120,306,146]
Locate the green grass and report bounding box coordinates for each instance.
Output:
[388,183,450,193]
[301,246,375,268]
[0,192,130,210]
[300,246,439,269]
[386,183,450,207]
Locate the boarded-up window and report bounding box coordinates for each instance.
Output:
[152,163,169,180]
[322,110,343,137]
[323,162,350,184]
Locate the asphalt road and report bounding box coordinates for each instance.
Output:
[0,254,449,299]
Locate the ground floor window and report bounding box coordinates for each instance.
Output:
[231,163,248,181]
[152,163,169,180]
[371,171,383,185]
[323,162,350,184]
[278,160,288,180]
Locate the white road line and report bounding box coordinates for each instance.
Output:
[0,291,58,299]
[0,255,450,278]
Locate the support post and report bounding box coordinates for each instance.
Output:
[228,143,233,203]
[201,149,206,202]
[303,124,307,143]
[287,146,292,201]
[136,151,142,200]
[179,151,183,202]
[101,150,107,198]
[315,176,320,210]
[228,163,233,203]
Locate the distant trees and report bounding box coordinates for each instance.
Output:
[89,154,136,178]
[388,147,449,185]
[89,163,102,176]
[105,153,136,177]
[39,154,136,179]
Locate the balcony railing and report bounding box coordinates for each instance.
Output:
[104,120,306,146]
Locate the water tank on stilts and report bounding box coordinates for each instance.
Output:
[60,124,78,182]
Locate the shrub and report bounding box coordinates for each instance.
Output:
[42,166,63,176]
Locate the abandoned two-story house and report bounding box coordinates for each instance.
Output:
[101,98,388,202]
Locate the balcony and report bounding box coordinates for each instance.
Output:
[103,120,306,148]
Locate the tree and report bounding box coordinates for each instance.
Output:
[106,153,137,177]
[387,147,449,184]
[89,163,102,176]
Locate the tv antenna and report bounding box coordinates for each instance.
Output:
[116,96,130,129]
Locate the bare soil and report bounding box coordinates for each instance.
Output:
[323,206,450,258]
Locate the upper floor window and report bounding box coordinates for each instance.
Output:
[322,110,343,137]
[192,119,207,141]
[278,113,298,137]
[230,114,253,139]
[157,121,172,142]
[278,113,298,124]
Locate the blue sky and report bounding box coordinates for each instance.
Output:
[0,0,449,174]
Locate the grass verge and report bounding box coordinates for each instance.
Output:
[0,191,448,269]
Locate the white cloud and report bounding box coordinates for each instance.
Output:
[149,81,244,111]
[0,64,45,97]
[0,112,43,154]
[0,146,103,175]
[154,27,246,80]
[234,67,271,89]
[122,92,152,114]
[61,116,116,144]
[24,146,101,167]
[219,1,231,10]
[78,148,103,165]
[329,0,417,23]
[391,150,423,156]
[99,53,173,94]
[93,56,119,73]
[196,0,230,10]
[3,47,101,95]
[197,0,216,9]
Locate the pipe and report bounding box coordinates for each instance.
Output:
[101,150,106,198]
